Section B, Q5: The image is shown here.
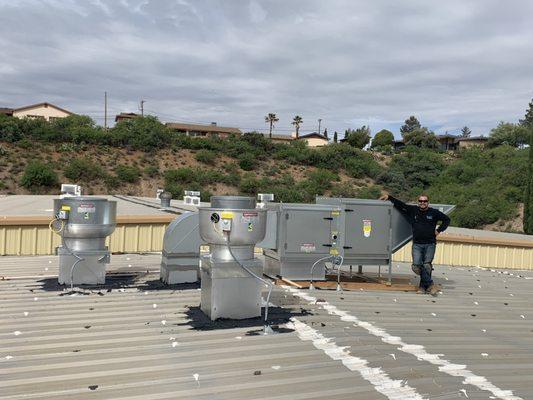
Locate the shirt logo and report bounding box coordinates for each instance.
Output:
[427,215,433,220]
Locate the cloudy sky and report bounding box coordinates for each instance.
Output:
[1,0,532,137]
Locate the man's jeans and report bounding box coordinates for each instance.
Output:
[412,243,436,289]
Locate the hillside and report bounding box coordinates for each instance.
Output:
[0,141,381,200]
[0,115,530,233]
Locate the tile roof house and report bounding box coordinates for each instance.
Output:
[166,122,242,138]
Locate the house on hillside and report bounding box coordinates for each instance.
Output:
[262,133,295,143]
[0,108,13,116]
[166,122,242,138]
[115,112,140,123]
[393,139,406,151]
[298,132,329,147]
[11,102,73,121]
[392,135,488,151]
[436,134,459,151]
[456,136,488,148]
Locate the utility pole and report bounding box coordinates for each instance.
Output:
[140,99,146,117]
[104,91,108,131]
[318,118,322,135]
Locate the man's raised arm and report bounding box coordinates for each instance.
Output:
[379,193,414,215]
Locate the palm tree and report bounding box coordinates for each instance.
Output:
[292,115,303,139]
[265,113,279,139]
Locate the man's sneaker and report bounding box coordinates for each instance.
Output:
[427,284,440,296]
[416,288,426,294]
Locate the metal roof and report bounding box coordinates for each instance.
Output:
[1,254,533,399]
[0,195,200,217]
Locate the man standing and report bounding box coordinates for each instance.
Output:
[380,193,450,295]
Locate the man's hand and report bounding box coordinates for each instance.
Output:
[435,230,440,237]
[379,192,389,201]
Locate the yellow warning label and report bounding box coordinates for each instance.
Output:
[221,212,234,219]
[61,205,71,211]
[363,219,372,237]
[330,248,339,255]
[331,210,340,216]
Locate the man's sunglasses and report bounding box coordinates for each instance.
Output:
[418,199,428,203]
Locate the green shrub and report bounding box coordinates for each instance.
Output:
[0,115,23,142]
[115,165,141,183]
[199,190,212,202]
[165,182,184,199]
[164,167,226,188]
[21,162,58,190]
[271,186,306,203]
[306,169,339,190]
[110,116,171,150]
[386,148,444,194]
[331,182,357,198]
[238,153,257,171]
[223,171,241,186]
[239,175,261,194]
[195,149,216,165]
[164,167,194,184]
[64,158,105,182]
[143,165,159,177]
[17,138,33,149]
[103,174,121,190]
[356,185,382,199]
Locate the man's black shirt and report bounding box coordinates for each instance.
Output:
[388,195,450,244]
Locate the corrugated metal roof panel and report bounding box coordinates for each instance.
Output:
[1,255,533,399]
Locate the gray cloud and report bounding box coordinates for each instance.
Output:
[0,0,532,136]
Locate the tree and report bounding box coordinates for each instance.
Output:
[400,116,421,136]
[344,126,371,149]
[461,126,472,137]
[488,122,530,148]
[264,113,279,139]
[519,98,533,127]
[333,131,338,143]
[111,115,171,150]
[525,129,533,234]
[292,115,303,139]
[323,128,328,139]
[403,127,439,149]
[371,129,394,148]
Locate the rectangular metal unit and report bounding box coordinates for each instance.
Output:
[200,256,262,320]
[57,247,110,285]
[316,197,393,266]
[262,203,341,280]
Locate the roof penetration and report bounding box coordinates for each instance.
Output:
[1,255,533,399]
